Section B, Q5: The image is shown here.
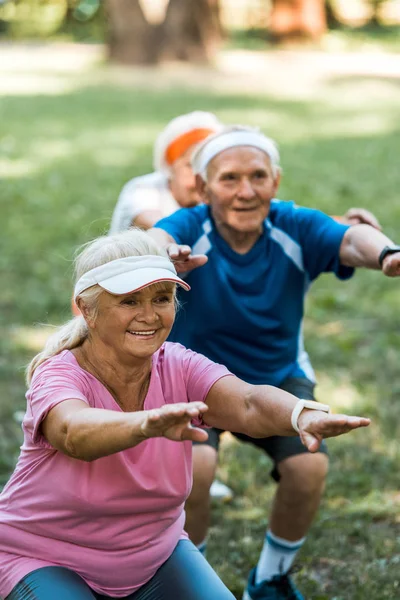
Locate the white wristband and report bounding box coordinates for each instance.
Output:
[291,400,330,434]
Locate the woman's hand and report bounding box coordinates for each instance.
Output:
[140,402,209,443]
[297,410,371,453]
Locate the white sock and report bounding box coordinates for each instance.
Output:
[255,530,305,584]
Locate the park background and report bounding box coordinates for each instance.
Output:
[1,1,400,598]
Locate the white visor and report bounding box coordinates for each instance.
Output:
[74,255,190,300]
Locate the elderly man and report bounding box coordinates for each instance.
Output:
[108,113,379,510]
[149,126,400,600]
[109,111,223,233]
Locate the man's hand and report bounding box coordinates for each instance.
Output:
[140,402,209,443]
[297,410,371,453]
[342,208,381,230]
[382,253,400,277]
[166,243,208,274]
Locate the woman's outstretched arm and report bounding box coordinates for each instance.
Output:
[203,376,370,453]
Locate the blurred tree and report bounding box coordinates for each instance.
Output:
[325,0,342,30]
[105,0,222,65]
[106,0,158,64]
[270,0,327,42]
[368,0,387,25]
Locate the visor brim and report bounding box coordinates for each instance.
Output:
[97,267,190,296]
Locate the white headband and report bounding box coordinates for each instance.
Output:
[74,255,190,301]
[191,129,280,177]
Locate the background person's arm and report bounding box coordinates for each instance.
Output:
[42,399,209,462]
[110,178,165,234]
[333,208,381,230]
[339,224,400,275]
[203,376,370,453]
[148,226,176,246]
[148,227,208,273]
[133,209,164,230]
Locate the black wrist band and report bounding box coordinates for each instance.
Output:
[379,246,389,267]
[378,245,400,267]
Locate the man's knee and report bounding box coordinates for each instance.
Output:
[277,452,329,497]
[189,445,218,505]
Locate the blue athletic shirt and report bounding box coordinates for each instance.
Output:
[155,200,353,386]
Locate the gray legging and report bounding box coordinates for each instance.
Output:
[6,540,235,600]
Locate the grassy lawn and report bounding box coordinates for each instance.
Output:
[1,42,400,599]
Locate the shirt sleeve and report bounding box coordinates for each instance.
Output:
[109,180,163,234]
[155,207,203,246]
[178,346,232,427]
[26,361,90,448]
[294,206,355,281]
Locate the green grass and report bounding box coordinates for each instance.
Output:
[1,43,400,599]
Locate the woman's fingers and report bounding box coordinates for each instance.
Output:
[162,402,207,419]
[181,426,209,443]
[300,412,371,442]
[299,414,370,450]
[142,402,208,438]
[318,415,370,437]
[299,430,321,453]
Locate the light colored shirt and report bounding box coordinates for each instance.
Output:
[0,344,230,598]
[109,172,178,234]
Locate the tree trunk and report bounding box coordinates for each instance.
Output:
[105,0,221,65]
[368,0,385,26]
[159,0,221,63]
[325,0,342,30]
[270,0,327,42]
[105,0,159,64]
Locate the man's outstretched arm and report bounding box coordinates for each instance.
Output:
[339,224,400,276]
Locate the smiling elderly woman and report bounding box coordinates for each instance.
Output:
[0,230,370,600]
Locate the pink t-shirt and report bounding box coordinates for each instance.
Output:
[0,343,231,598]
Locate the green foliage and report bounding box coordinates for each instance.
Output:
[0,0,104,40]
[1,45,400,598]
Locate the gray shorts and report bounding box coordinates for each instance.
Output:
[194,377,328,481]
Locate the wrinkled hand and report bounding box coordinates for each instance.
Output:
[140,402,209,443]
[382,253,400,277]
[343,208,381,230]
[166,244,208,274]
[297,410,371,453]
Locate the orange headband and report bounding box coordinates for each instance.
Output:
[165,128,215,166]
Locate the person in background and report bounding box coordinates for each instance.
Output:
[109,111,223,233]
[0,229,371,600]
[149,125,400,600]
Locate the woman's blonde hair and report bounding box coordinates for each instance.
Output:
[26,229,171,385]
